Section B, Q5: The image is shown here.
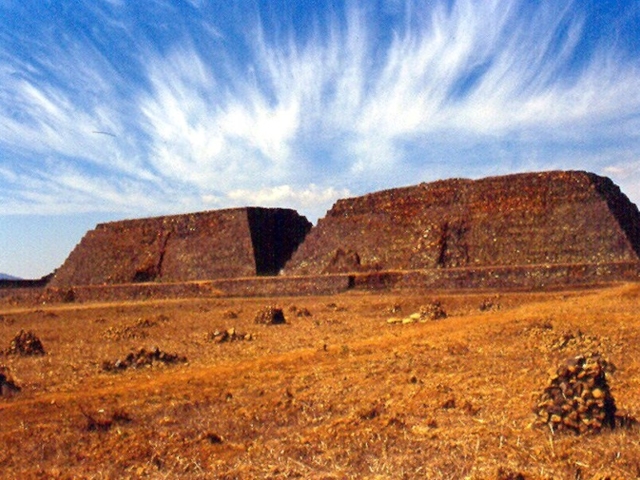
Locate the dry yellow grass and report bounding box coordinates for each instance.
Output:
[1,284,640,479]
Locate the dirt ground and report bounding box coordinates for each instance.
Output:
[1,284,640,479]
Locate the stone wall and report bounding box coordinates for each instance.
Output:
[50,207,311,287]
[284,171,640,275]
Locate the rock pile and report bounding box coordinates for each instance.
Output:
[387,301,447,325]
[4,330,46,356]
[0,365,20,396]
[536,353,618,434]
[254,306,286,325]
[207,328,253,343]
[102,347,187,372]
[419,301,447,320]
[103,316,168,341]
[549,330,602,351]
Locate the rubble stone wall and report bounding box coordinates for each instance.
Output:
[284,171,640,275]
[50,208,311,287]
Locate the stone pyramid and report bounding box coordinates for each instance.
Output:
[284,171,640,275]
[50,207,311,287]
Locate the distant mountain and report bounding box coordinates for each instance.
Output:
[0,273,22,281]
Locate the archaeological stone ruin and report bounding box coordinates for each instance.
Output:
[5,170,640,298]
[49,207,312,287]
[284,171,640,275]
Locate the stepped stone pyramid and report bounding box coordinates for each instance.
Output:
[50,208,311,287]
[284,171,640,275]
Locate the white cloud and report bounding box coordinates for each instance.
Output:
[0,0,639,218]
[228,184,351,221]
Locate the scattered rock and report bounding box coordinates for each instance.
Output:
[103,316,167,341]
[523,323,615,357]
[0,365,20,397]
[549,330,601,351]
[419,301,447,320]
[4,330,46,356]
[221,310,239,319]
[535,353,624,434]
[388,301,447,325]
[102,347,187,372]
[386,304,402,314]
[207,328,253,343]
[81,407,132,432]
[254,306,286,325]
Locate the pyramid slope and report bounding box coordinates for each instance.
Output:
[284,171,640,275]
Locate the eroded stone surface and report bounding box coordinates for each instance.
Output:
[284,171,640,275]
[50,207,311,287]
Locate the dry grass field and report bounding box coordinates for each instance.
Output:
[2,284,640,479]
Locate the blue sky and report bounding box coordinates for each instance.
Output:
[1,0,639,278]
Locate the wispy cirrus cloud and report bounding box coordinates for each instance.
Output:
[1,0,639,224]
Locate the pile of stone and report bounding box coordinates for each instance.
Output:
[4,330,46,356]
[420,301,447,320]
[102,347,187,372]
[254,306,286,325]
[387,301,447,325]
[103,315,169,341]
[536,353,619,434]
[207,328,253,343]
[0,365,20,396]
